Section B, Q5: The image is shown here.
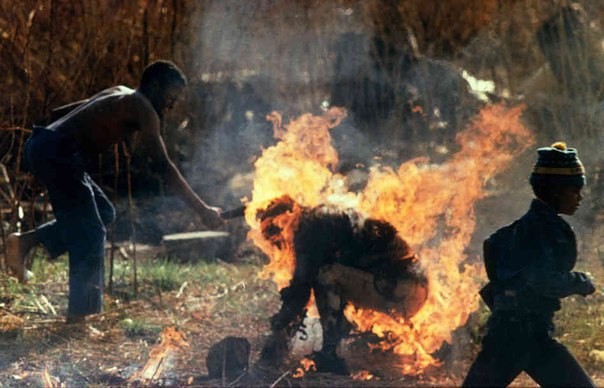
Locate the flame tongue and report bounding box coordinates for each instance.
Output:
[246,108,353,290]
[247,103,533,374]
[353,103,533,371]
[130,326,189,383]
[292,357,317,378]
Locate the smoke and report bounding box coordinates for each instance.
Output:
[156,0,604,378]
[183,1,487,208]
[173,0,603,284]
[183,1,373,209]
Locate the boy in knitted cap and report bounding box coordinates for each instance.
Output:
[463,142,596,387]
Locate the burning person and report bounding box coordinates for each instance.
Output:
[257,195,428,375]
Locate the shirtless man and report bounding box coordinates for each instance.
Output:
[6,60,223,323]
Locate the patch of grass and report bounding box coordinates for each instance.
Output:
[0,274,26,303]
[186,261,244,284]
[555,293,604,370]
[141,258,188,292]
[0,271,65,316]
[29,252,69,283]
[107,258,274,300]
[118,317,162,338]
[109,257,187,298]
[155,259,272,298]
[199,262,280,319]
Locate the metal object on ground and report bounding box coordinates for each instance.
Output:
[221,206,246,220]
[162,231,230,261]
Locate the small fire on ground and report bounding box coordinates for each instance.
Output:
[292,357,317,378]
[130,326,189,384]
[245,104,533,375]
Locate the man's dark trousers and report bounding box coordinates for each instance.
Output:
[24,126,115,316]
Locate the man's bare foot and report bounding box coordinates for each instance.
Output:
[5,232,35,283]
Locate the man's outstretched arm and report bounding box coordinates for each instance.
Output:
[139,110,223,228]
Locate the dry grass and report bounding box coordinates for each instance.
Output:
[2,0,603,231]
[0,1,603,385]
[0,228,601,387]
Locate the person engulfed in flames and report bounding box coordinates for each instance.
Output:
[257,195,428,375]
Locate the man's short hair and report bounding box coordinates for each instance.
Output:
[139,60,187,90]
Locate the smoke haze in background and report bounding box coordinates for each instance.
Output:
[174,0,602,222]
[0,0,602,381]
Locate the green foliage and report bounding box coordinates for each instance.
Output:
[141,258,187,292]
[29,252,69,283]
[554,294,604,370]
[109,257,264,296]
[0,273,26,302]
[119,317,162,338]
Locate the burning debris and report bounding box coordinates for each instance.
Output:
[257,195,428,374]
[129,326,189,384]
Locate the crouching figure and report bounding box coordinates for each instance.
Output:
[257,196,428,374]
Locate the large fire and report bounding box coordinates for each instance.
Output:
[245,104,533,374]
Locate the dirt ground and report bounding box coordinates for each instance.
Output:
[0,219,602,387]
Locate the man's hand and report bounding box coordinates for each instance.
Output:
[201,206,224,229]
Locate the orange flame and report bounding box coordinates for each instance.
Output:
[130,326,189,383]
[292,357,317,378]
[352,370,375,381]
[247,104,533,374]
[246,108,351,289]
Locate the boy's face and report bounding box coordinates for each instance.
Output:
[556,185,583,215]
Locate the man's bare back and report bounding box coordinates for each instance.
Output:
[41,64,222,228]
[48,86,163,158]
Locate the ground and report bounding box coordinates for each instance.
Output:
[0,221,602,387]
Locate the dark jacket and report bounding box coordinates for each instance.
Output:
[491,199,593,315]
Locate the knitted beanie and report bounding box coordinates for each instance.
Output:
[529,142,586,187]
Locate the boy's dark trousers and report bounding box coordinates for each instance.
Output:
[463,312,595,387]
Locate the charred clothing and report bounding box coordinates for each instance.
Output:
[263,202,427,370]
[23,126,115,317]
[463,199,594,387]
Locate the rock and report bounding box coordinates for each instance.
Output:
[206,336,251,378]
